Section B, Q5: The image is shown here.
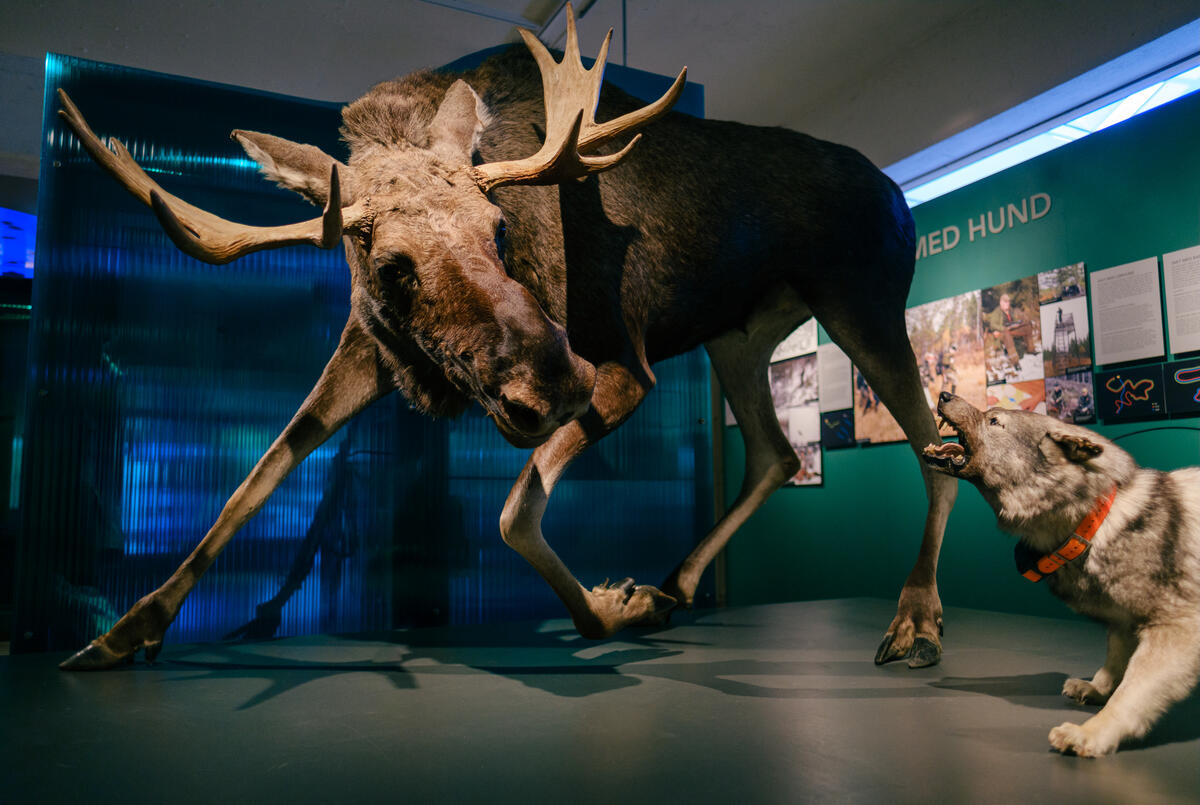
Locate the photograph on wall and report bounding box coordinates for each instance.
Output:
[981,277,1043,384]
[907,290,986,434]
[1163,245,1200,355]
[770,352,818,410]
[770,354,822,485]
[820,408,855,449]
[1095,365,1166,422]
[1040,295,1092,378]
[1045,371,1096,424]
[1164,359,1200,415]
[986,380,1046,413]
[853,367,904,444]
[776,404,822,486]
[1038,262,1087,305]
[790,442,822,486]
[771,319,818,363]
[1091,257,1165,366]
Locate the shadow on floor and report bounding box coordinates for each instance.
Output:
[929,671,1072,710]
[930,671,1200,750]
[1132,690,1200,749]
[124,610,968,710]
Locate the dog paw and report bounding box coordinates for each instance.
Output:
[1048,722,1118,757]
[1062,678,1108,705]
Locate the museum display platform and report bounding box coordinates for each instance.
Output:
[4,597,1197,804]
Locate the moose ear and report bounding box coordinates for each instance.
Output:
[428,80,489,164]
[1045,431,1104,463]
[232,130,359,207]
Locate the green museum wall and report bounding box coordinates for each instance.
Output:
[722,87,1200,620]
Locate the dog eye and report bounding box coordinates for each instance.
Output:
[988,416,1000,426]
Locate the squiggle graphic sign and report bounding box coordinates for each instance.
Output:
[1104,376,1156,414]
[1173,365,1200,403]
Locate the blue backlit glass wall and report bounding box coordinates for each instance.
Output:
[1,207,35,279]
[16,53,711,653]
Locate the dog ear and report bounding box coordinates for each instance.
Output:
[1045,431,1104,463]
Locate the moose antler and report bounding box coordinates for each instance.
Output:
[470,3,687,193]
[56,88,354,265]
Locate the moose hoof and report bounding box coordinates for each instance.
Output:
[876,585,943,667]
[60,591,174,671]
[874,631,943,667]
[60,636,165,670]
[579,579,677,638]
[905,636,941,668]
[59,638,128,671]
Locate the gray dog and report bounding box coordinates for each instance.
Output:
[922,392,1200,756]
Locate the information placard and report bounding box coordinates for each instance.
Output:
[817,342,852,412]
[1163,245,1200,354]
[1090,258,1164,365]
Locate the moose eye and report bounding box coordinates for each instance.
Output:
[373,252,417,287]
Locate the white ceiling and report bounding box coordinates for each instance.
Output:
[1,1,1198,180]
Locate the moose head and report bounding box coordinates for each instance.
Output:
[56,9,685,448]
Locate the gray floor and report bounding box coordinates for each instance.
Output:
[3,598,1198,804]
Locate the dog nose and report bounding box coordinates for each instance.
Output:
[939,391,954,403]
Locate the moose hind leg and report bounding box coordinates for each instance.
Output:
[660,300,808,607]
[814,300,956,668]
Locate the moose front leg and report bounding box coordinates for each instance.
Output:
[60,319,390,670]
[499,362,676,638]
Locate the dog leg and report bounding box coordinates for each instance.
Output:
[1050,620,1200,756]
[1063,623,1136,705]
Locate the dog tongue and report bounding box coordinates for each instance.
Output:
[924,442,966,463]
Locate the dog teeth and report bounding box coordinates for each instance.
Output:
[924,442,965,462]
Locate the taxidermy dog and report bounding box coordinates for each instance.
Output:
[922,392,1200,756]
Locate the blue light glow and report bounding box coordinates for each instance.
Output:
[1,207,35,279]
[905,63,1200,207]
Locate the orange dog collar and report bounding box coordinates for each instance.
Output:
[1017,484,1117,582]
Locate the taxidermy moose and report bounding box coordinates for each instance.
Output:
[58,6,957,670]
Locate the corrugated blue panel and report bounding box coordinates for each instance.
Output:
[16,53,711,654]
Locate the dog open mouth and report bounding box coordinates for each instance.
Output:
[923,440,968,469]
[922,416,971,471]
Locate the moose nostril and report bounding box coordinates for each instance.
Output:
[500,395,545,434]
